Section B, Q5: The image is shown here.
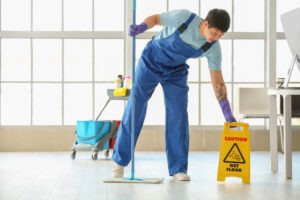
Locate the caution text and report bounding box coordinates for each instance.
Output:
[225,137,247,142]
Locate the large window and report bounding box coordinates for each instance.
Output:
[0,1,298,126]
[1,0,125,125]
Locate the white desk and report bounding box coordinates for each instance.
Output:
[268,88,300,179]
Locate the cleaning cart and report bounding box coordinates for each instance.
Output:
[71,89,130,160]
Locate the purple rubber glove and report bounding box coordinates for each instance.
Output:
[129,22,148,37]
[219,99,237,122]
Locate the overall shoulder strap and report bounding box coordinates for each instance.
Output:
[200,41,216,53]
[177,13,196,33]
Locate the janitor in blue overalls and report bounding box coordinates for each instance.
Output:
[112,9,236,181]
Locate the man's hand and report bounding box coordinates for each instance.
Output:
[129,23,148,37]
[219,99,237,122]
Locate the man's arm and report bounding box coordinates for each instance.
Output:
[210,70,227,101]
[143,14,161,29]
[129,14,161,37]
[210,70,236,122]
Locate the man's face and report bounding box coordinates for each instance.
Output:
[205,27,224,42]
[202,21,224,42]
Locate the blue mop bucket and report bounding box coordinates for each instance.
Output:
[76,120,111,145]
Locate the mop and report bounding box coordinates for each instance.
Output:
[103,0,163,184]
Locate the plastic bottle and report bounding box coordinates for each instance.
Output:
[118,75,123,87]
[115,78,121,88]
[124,75,131,88]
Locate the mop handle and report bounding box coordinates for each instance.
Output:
[131,0,136,180]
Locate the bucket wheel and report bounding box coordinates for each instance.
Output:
[91,152,98,160]
[104,150,109,158]
[71,151,76,160]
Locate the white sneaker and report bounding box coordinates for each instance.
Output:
[111,163,124,178]
[173,173,191,181]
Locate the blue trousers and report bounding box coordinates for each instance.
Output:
[112,56,190,176]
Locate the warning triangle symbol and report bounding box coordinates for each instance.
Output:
[223,143,246,164]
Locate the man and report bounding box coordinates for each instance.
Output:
[111,9,236,181]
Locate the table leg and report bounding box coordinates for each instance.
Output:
[283,95,292,179]
[269,95,278,173]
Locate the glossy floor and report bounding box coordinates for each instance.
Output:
[0,151,299,200]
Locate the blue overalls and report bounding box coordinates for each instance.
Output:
[112,13,214,175]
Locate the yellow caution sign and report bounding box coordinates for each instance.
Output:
[217,122,250,184]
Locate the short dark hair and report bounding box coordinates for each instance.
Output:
[205,9,230,33]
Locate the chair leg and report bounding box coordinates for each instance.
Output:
[278,117,284,154]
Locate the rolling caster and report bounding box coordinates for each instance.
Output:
[71,151,76,160]
[91,152,98,160]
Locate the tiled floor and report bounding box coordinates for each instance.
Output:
[0,151,299,200]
